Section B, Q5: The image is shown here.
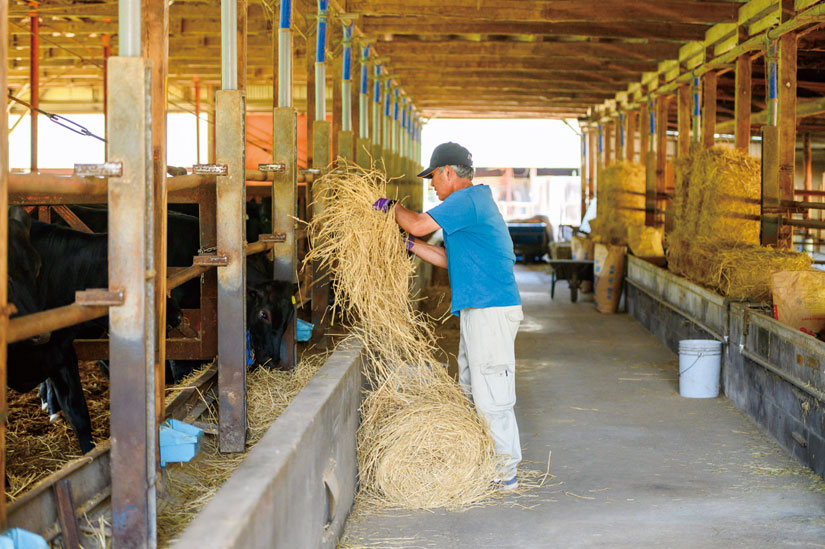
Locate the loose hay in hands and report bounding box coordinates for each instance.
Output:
[304,163,501,510]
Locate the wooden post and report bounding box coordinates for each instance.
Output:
[208,85,217,163]
[305,3,316,168]
[580,128,587,221]
[640,101,649,166]
[702,72,717,149]
[735,54,752,151]
[626,111,636,162]
[778,32,797,248]
[804,132,812,221]
[645,101,656,226]
[656,95,669,227]
[761,39,781,247]
[142,0,168,453]
[604,122,613,167]
[588,126,596,201]
[678,84,691,157]
[0,0,8,528]
[615,115,623,163]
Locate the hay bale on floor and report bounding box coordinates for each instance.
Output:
[710,244,813,302]
[593,162,645,245]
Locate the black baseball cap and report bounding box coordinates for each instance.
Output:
[417,142,473,179]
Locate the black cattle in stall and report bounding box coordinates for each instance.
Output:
[63,205,297,373]
[6,208,95,453]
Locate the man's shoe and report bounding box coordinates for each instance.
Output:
[493,476,519,491]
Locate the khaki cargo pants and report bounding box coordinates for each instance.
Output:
[458,305,523,479]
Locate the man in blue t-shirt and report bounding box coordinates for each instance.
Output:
[373,142,523,489]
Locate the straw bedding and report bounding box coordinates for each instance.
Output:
[593,162,645,245]
[304,163,501,510]
[667,147,810,301]
[157,352,326,546]
[5,360,110,502]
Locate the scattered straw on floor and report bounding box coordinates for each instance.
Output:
[156,351,327,546]
[5,360,110,502]
[304,163,501,510]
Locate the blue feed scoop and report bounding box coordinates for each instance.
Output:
[159,419,204,467]
[0,528,49,549]
[297,319,314,342]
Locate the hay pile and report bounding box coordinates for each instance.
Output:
[157,352,326,546]
[5,361,110,502]
[593,162,645,244]
[667,147,810,301]
[304,163,501,509]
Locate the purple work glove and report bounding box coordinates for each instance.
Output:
[372,198,396,212]
[404,234,415,251]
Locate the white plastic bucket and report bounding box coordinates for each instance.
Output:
[678,339,722,398]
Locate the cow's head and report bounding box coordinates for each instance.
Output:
[247,280,298,370]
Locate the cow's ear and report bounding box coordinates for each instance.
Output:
[9,206,31,231]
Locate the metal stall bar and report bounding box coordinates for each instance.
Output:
[216,0,247,452]
[272,0,298,369]
[338,22,354,161]
[0,0,7,526]
[357,44,370,167]
[107,56,157,547]
[311,0,331,346]
[29,2,38,173]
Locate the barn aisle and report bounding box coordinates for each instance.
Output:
[340,265,825,548]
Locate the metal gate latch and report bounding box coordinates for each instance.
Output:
[76,289,126,306]
[74,162,123,177]
[258,163,286,173]
[193,164,229,176]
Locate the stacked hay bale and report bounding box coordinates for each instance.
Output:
[667,147,811,300]
[593,162,645,244]
[304,164,501,509]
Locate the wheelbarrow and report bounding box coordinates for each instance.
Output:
[547,259,595,303]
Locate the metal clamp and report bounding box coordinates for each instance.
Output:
[74,162,123,177]
[76,288,125,306]
[300,168,322,176]
[260,233,287,243]
[193,164,229,176]
[193,254,229,267]
[258,163,287,173]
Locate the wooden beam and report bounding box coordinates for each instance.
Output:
[604,122,613,167]
[640,100,649,166]
[735,53,752,150]
[626,110,636,162]
[702,71,717,149]
[678,83,691,156]
[614,116,622,162]
[384,56,659,73]
[345,0,740,24]
[375,39,681,61]
[361,17,710,41]
[656,95,669,226]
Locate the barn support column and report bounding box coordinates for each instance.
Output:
[762,39,781,246]
[107,57,158,548]
[702,72,717,149]
[588,124,596,202]
[604,121,613,167]
[371,62,382,164]
[678,84,691,157]
[338,22,354,161]
[639,102,649,166]
[735,53,752,151]
[616,114,624,162]
[645,101,656,226]
[656,95,668,227]
[272,0,297,370]
[29,4,38,173]
[356,44,371,167]
[581,127,588,221]
[626,111,636,162]
[777,32,797,248]
[692,77,701,144]
[383,78,391,170]
[0,0,8,528]
[311,0,331,347]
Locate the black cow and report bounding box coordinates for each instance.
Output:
[63,206,297,371]
[7,208,95,453]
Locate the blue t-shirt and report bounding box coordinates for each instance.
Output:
[427,184,521,315]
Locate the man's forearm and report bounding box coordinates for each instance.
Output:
[395,204,440,236]
[410,239,448,269]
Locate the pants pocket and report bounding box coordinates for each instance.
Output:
[480,363,516,410]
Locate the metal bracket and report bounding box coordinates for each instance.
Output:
[193,164,229,176]
[74,162,123,177]
[300,168,322,176]
[258,163,286,173]
[193,254,229,267]
[76,288,125,306]
[259,233,287,243]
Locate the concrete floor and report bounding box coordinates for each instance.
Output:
[340,266,825,548]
